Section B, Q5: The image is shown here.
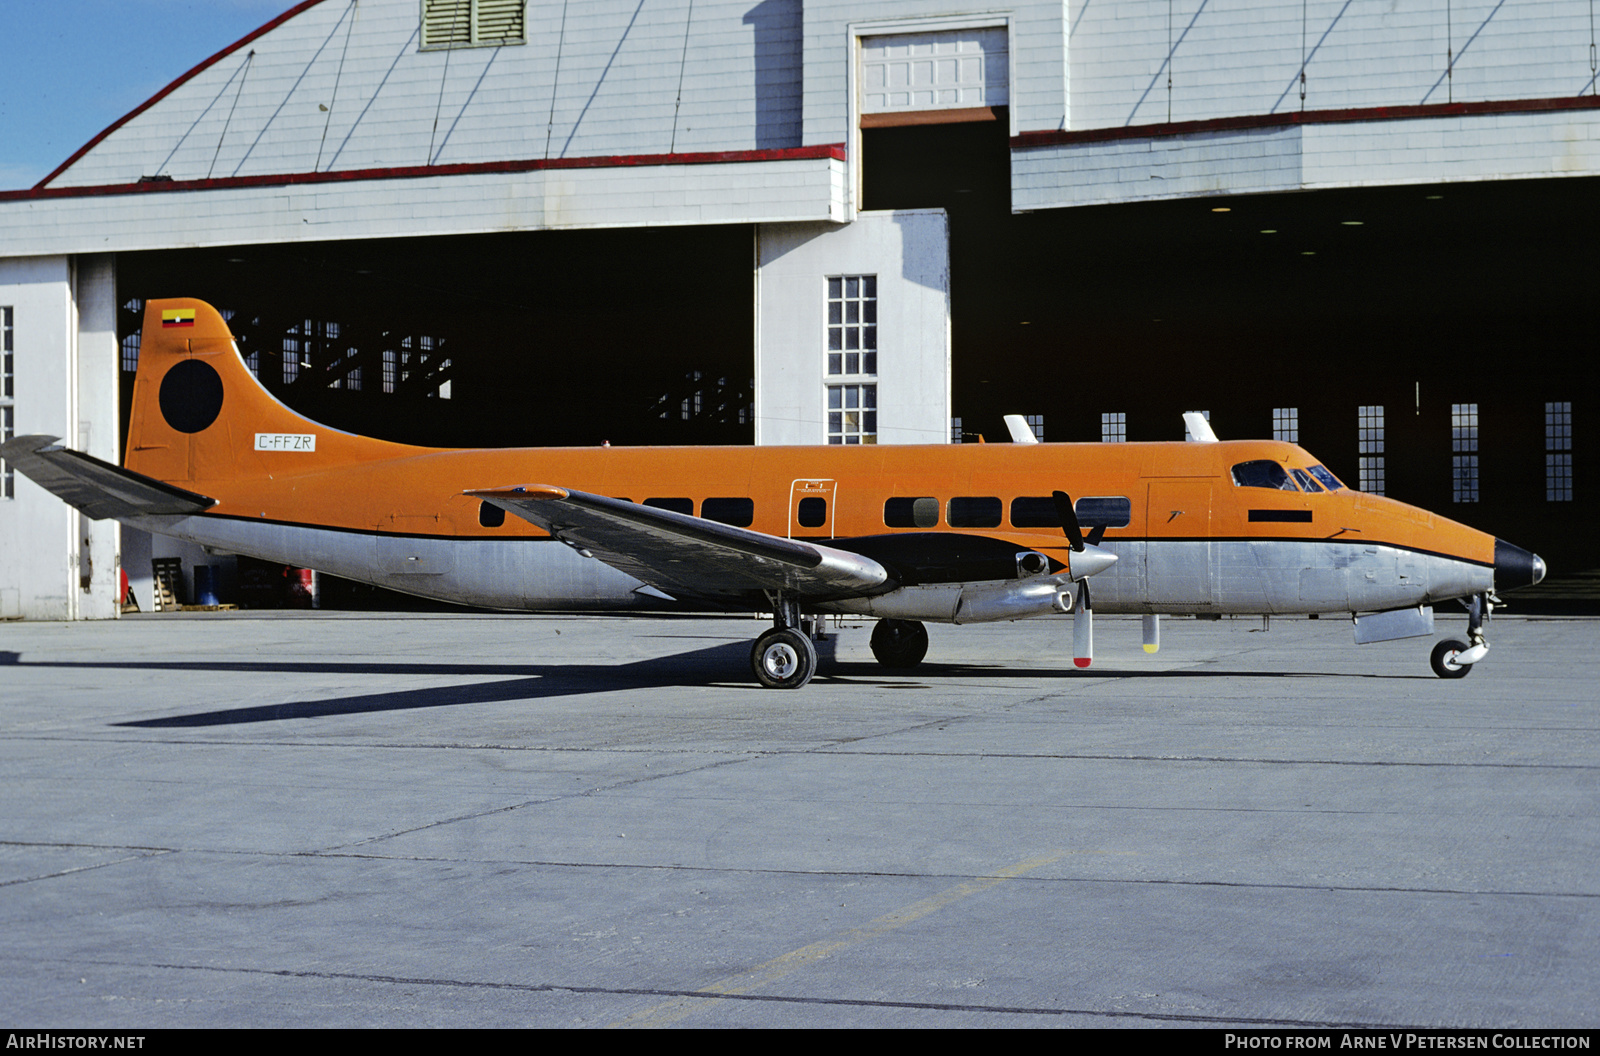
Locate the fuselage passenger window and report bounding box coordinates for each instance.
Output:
[797,497,827,528]
[948,496,1002,528]
[884,496,939,528]
[644,497,694,515]
[478,501,506,528]
[1009,496,1060,528]
[702,497,755,527]
[1074,496,1133,527]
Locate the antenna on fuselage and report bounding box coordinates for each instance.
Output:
[1003,415,1040,444]
[1183,411,1219,442]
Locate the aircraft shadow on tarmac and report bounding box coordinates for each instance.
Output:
[0,644,1426,730]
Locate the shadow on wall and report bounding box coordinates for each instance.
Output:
[744,0,802,150]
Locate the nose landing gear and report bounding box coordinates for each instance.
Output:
[1430,593,1495,679]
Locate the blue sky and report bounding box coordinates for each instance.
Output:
[1,1,292,189]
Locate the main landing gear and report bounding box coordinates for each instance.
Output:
[751,595,819,689]
[870,618,929,669]
[1430,593,1495,679]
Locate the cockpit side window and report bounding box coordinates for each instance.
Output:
[1231,460,1299,490]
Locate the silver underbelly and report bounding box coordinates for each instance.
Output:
[1086,539,1491,615]
[131,515,653,610]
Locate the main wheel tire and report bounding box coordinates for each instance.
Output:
[870,619,929,669]
[751,628,817,689]
[1430,638,1473,679]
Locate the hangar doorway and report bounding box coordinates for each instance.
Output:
[969,177,1599,574]
[117,225,757,453]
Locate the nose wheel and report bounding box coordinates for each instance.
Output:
[1430,593,1494,679]
[1430,639,1473,679]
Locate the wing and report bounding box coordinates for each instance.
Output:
[468,484,892,604]
[0,435,215,520]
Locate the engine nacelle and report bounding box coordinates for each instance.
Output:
[824,577,1070,625]
[952,578,1072,624]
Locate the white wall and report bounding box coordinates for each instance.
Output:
[1,156,847,257]
[0,255,121,620]
[755,209,949,446]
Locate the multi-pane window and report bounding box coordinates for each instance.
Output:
[1452,403,1479,503]
[827,275,877,377]
[2,306,13,499]
[1101,412,1126,443]
[1273,407,1299,443]
[120,298,142,373]
[1024,414,1044,441]
[1546,402,1573,502]
[826,276,877,445]
[1357,405,1385,494]
[827,384,876,445]
[421,0,526,49]
[950,417,963,444]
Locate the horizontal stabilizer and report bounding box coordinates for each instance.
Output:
[0,435,215,520]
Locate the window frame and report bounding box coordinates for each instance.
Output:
[1357,405,1385,495]
[1546,402,1573,502]
[825,274,879,445]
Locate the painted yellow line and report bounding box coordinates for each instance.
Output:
[606,850,1067,1029]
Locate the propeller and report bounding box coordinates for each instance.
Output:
[1052,491,1115,669]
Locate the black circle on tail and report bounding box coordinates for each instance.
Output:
[158,359,225,434]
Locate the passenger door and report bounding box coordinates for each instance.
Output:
[1145,480,1214,610]
[788,479,836,539]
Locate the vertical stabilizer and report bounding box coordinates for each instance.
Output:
[123,299,410,487]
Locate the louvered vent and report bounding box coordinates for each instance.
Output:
[474,0,525,45]
[422,0,524,50]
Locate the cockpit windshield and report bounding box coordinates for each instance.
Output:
[1231,460,1299,490]
[1292,468,1323,492]
[1307,465,1344,491]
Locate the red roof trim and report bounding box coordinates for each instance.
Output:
[1012,95,1600,150]
[35,0,332,190]
[2,145,849,202]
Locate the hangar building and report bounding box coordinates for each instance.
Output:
[1,0,1595,618]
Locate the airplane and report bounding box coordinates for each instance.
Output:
[1,298,1546,688]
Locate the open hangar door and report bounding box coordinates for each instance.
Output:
[115,225,755,610]
[977,177,1597,574]
[863,143,1596,577]
[117,225,756,453]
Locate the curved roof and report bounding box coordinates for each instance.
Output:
[41,0,804,191]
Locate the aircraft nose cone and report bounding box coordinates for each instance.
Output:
[1494,538,1546,590]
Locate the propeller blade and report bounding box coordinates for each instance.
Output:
[1073,580,1093,668]
[1052,491,1086,552]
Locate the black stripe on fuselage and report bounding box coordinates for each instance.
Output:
[187,514,1495,571]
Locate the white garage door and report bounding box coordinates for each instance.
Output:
[860,28,1008,117]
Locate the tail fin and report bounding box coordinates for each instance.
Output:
[125,299,409,486]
